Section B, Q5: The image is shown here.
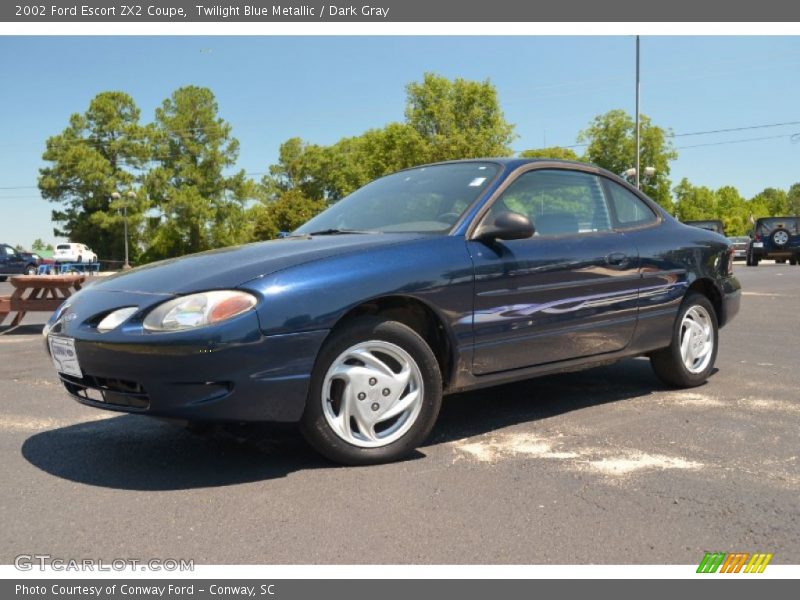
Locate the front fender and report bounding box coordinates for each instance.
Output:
[239,236,476,347]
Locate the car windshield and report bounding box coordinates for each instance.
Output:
[729,236,750,243]
[293,162,500,235]
[755,218,799,235]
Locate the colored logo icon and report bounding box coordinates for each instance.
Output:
[697,552,773,573]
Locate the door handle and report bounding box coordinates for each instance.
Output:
[605,252,630,269]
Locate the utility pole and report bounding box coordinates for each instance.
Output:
[635,35,641,189]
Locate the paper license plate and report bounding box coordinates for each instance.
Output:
[48,335,82,378]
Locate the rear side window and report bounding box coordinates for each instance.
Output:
[56,244,70,250]
[485,169,612,236]
[605,180,657,228]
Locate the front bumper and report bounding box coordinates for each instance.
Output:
[47,303,328,422]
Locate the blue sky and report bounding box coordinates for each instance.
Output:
[1,35,799,247]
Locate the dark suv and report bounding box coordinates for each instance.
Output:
[747,217,800,266]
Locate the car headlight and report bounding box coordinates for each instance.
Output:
[143,291,257,332]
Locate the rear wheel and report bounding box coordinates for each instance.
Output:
[650,292,718,388]
[300,316,442,465]
[790,258,798,266]
[0,276,6,282]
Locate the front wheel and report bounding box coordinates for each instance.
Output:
[300,317,442,465]
[650,293,718,388]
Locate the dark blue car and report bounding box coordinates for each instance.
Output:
[44,159,741,464]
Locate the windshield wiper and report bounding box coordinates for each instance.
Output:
[305,228,373,236]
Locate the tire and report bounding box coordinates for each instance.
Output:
[300,316,443,465]
[26,265,37,275]
[790,258,798,266]
[771,228,790,248]
[650,292,719,388]
[0,276,6,282]
[745,251,755,266]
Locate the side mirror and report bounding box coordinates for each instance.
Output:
[475,210,534,242]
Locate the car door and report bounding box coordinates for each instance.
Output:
[1,245,24,275]
[467,168,640,375]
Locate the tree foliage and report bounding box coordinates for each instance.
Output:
[671,178,794,236]
[788,182,800,216]
[519,147,581,161]
[258,73,516,215]
[578,109,677,210]
[404,73,516,161]
[143,86,254,260]
[38,91,150,262]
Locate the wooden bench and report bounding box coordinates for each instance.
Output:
[0,274,85,329]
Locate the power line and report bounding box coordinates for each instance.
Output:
[672,121,800,138]
[676,133,795,150]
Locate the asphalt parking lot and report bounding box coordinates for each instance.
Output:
[1,263,798,565]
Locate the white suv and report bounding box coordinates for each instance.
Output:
[54,243,98,264]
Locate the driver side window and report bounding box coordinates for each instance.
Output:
[485,169,612,236]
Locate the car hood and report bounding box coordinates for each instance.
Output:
[88,233,428,295]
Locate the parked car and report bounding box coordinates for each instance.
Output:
[53,243,97,264]
[727,236,750,261]
[43,159,741,464]
[0,244,39,280]
[746,217,800,266]
[684,219,726,236]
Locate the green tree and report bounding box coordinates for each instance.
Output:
[38,91,150,262]
[673,178,717,222]
[751,187,789,217]
[405,73,516,162]
[31,238,46,251]
[260,74,516,211]
[578,109,677,210]
[715,185,749,235]
[787,182,800,216]
[519,147,581,161]
[143,86,254,260]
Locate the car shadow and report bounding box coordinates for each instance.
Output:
[21,417,336,490]
[0,323,44,335]
[427,357,702,445]
[21,357,696,491]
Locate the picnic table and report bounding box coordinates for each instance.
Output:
[0,274,85,330]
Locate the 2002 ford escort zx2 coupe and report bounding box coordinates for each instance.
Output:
[45,159,741,464]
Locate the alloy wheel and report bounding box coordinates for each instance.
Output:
[679,305,714,374]
[321,340,424,448]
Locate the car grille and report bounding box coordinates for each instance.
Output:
[59,374,150,409]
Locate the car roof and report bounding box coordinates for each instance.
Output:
[412,157,626,181]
